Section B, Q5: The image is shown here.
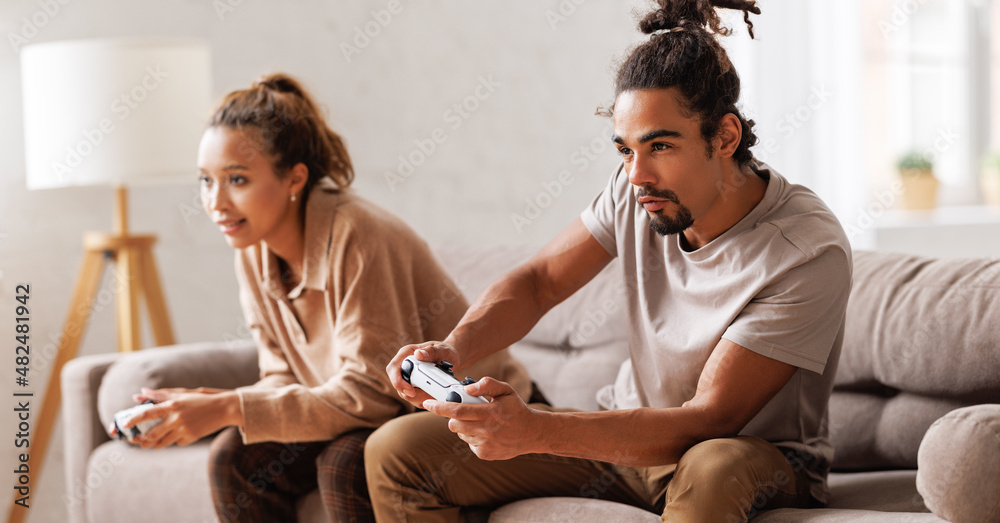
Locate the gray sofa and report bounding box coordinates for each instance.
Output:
[62,247,1000,522]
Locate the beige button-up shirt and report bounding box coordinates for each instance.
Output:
[234,178,531,443]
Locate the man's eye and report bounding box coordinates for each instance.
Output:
[616,147,633,157]
[652,143,671,151]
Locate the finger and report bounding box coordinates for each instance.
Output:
[137,387,171,403]
[448,418,485,440]
[124,404,168,429]
[413,343,459,366]
[397,388,434,406]
[137,425,173,450]
[465,377,514,399]
[138,415,170,440]
[154,429,182,450]
[387,345,420,398]
[107,422,118,437]
[423,399,491,421]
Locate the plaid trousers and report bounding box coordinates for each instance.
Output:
[209,426,375,522]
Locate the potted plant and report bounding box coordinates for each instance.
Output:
[981,151,1000,207]
[896,151,938,210]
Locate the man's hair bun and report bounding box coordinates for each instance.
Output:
[638,0,760,39]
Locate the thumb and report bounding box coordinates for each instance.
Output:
[466,377,513,399]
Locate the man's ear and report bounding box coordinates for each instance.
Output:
[715,113,742,159]
[288,162,309,196]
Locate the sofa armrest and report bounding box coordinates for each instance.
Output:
[96,340,259,429]
[917,404,1000,523]
[61,351,127,523]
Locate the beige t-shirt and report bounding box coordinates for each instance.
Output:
[234,177,532,444]
[580,162,852,503]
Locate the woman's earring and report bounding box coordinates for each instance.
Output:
[290,194,297,202]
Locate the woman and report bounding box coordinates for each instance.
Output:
[115,73,532,522]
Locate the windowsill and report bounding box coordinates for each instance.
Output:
[876,205,1000,228]
[871,205,1000,259]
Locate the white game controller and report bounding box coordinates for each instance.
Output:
[113,401,163,442]
[400,356,487,404]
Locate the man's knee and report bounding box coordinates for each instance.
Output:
[673,436,796,507]
[365,412,444,482]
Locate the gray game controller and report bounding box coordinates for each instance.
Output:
[400,356,487,404]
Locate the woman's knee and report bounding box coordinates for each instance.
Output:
[208,427,246,474]
[315,429,372,489]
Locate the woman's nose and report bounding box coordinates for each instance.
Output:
[203,184,229,212]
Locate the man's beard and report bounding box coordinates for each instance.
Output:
[637,187,694,236]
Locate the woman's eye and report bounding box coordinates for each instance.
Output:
[229,175,247,185]
[197,174,211,186]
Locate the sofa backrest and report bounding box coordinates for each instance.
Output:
[829,250,1000,470]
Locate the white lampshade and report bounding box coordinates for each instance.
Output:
[20,37,211,190]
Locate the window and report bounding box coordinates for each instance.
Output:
[864,0,992,204]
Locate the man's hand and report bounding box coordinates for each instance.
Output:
[422,377,541,461]
[113,388,241,449]
[386,341,462,408]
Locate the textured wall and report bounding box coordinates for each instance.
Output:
[0,1,643,521]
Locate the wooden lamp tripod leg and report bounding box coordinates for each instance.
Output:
[116,244,142,352]
[137,243,175,347]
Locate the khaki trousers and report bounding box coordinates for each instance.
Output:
[365,406,812,523]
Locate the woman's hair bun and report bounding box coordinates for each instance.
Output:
[252,73,303,95]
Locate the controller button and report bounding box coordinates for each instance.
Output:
[446,391,462,403]
[460,377,477,386]
[438,361,455,375]
[401,359,414,383]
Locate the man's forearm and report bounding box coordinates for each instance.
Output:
[531,406,731,467]
[445,266,553,370]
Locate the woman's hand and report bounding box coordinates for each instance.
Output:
[386,341,463,409]
[115,388,243,449]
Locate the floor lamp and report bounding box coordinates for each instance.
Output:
[13,38,211,523]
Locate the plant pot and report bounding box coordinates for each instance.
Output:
[898,168,938,210]
[981,174,1000,207]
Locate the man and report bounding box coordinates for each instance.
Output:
[366,2,851,521]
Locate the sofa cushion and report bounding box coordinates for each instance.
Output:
[917,404,1000,523]
[837,251,1000,400]
[85,440,218,523]
[828,392,965,470]
[489,497,659,523]
[96,340,258,432]
[751,508,945,522]
[509,341,628,411]
[85,440,329,523]
[830,251,1000,470]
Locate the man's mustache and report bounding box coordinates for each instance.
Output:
[636,187,681,205]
